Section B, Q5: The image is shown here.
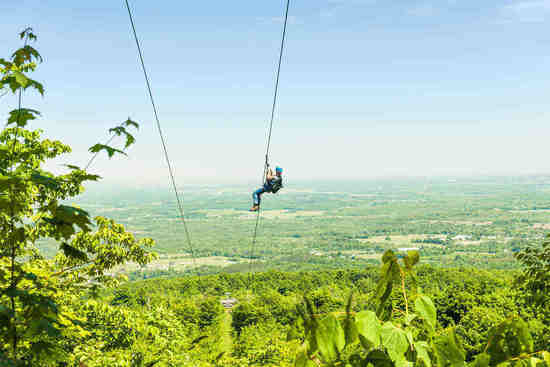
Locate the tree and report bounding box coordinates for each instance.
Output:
[0,29,156,366]
[515,234,550,305]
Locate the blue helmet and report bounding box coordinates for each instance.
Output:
[275,166,283,174]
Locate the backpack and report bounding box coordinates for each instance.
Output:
[270,179,283,193]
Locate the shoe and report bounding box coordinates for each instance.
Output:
[249,205,259,212]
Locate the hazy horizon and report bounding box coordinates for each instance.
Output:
[75,173,550,192]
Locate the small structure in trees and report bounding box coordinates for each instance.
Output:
[220,292,238,310]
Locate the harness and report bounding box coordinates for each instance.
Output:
[265,177,283,193]
[271,179,283,193]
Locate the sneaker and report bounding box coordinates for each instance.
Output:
[249,205,259,212]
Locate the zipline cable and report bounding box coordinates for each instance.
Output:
[248,0,292,282]
[124,0,199,272]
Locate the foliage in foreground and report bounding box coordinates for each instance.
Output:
[0,29,156,365]
[293,250,549,367]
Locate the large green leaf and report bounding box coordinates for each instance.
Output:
[315,314,345,363]
[433,328,465,367]
[11,43,42,65]
[414,341,432,367]
[295,345,316,367]
[56,205,91,231]
[7,108,41,127]
[403,250,420,269]
[415,295,437,333]
[365,350,393,367]
[44,205,92,239]
[381,322,409,362]
[355,310,381,349]
[343,295,359,347]
[485,317,533,366]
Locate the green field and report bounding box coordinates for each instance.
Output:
[44,175,550,276]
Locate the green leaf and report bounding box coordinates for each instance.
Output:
[295,345,316,367]
[365,350,393,367]
[19,27,37,42]
[187,335,207,350]
[415,295,437,333]
[29,318,60,338]
[123,118,139,129]
[0,174,25,192]
[315,314,345,363]
[485,317,533,366]
[382,249,397,264]
[60,242,88,262]
[381,322,409,362]
[344,294,358,347]
[404,313,417,325]
[355,310,381,349]
[543,352,550,366]
[12,44,42,65]
[89,144,126,158]
[376,250,401,317]
[26,78,44,95]
[395,359,414,367]
[414,341,432,367]
[469,353,490,367]
[13,71,28,87]
[30,172,60,190]
[433,328,465,367]
[44,205,92,239]
[7,108,40,127]
[403,250,420,269]
[109,126,136,149]
[63,164,81,171]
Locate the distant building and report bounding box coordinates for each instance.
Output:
[221,293,238,309]
[221,298,238,309]
[397,247,419,252]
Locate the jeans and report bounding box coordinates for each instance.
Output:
[253,184,271,205]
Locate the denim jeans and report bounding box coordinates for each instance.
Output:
[253,184,271,205]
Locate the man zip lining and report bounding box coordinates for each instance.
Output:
[248,0,291,279]
[250,165,284,211]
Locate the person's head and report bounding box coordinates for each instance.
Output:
[275,166,283,176]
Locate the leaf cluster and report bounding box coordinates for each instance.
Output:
[294,250,549,367]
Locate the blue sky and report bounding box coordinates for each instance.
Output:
[2,0,550,184]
